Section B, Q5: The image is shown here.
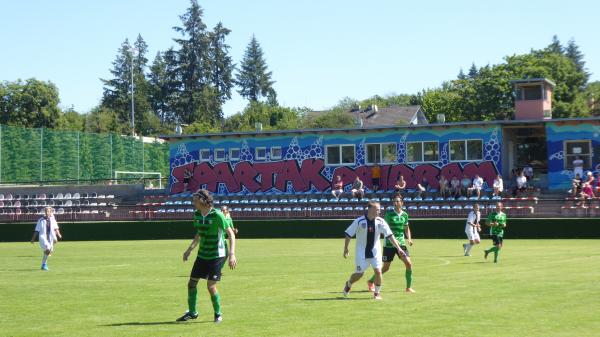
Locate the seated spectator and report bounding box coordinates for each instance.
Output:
[417,177,430,198]
[513,170,528,197]
[394,175,406,195]
[523,165,534,183]
[493,174,504,197]
[461,175,471,197]
[351,176,365,199]
[571,174,582,198]
[467,174,484,198]
[585,171,595,185]
[450,176,461,197]
[581,181,595,199]
[331,175,344,199]
[438,175,449,198]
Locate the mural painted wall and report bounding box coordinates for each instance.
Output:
[168,126,503,195]
[546,122,600,190]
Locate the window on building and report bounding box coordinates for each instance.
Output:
[229,148,240,161]
[255,147,267,160]
[271,146,282,160]
[565,140,592,169]
[407,141,438,162]
[199,149,210,161]
[450,139,483,161]
[366,143,397,164]
[214,149,225,161]
[523,86,542,100]
[326,145,355,165]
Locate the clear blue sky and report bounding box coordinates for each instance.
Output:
[1,0,598,117]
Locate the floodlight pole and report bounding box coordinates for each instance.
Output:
[130,47,137,136]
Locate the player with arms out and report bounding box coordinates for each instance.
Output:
[462,203,481,256]
[484,202,507,263]
[366,194,415,293]
[342,200,404,300]
[176,189,237,323]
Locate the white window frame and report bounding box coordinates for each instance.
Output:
[564,140,592,169]
[199,149,211,162]
[406,141,439,163]
[214,148,225,162]
[325,144,356,166]
[365,142,397,164]
[229,148,240,161]
[270,146,282,160]
[255,147,267,160]
[449,139,483,162]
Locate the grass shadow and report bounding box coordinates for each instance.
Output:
[300,297,369,301]
[102,320,212,326]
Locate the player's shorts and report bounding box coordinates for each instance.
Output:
[491,235,503,246]
[382,245,409,262]
[39,240,54,251]
[372,178,380,186]
[191,257,226,281]
[465,228,480,241]
[354,256,382,273]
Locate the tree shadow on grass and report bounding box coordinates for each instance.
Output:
[102,320,212,326]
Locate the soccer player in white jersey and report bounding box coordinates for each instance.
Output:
[342,200,404,300]
[462,203,481,256]
[30,207,62,270]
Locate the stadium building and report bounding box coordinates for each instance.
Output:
[162,78,599,195]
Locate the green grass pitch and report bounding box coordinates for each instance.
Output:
[1,239,599,337]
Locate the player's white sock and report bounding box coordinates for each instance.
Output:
[465,244,473,254]
[374,285,382,294]
[42,253,49,264]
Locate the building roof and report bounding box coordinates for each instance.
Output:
[160,116,600,141]
[355,105,427,127]
[510,78,556,87]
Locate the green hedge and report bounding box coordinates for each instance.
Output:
[2,218,600,242]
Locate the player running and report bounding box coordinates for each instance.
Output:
[366,194,415,293]
[462,203,481,256]
[484,202,507,263]
[342,200,404,300]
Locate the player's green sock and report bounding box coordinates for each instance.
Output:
[188,288,198,314]
[494,247,500,263]
[368,274,376,283]
[211,293,221,315]
[405,269,413,288]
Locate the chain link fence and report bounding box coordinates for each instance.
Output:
[0,125,169,186]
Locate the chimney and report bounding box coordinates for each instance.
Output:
[511,78,555,120]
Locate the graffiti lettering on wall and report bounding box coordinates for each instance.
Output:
[171,159,498,194]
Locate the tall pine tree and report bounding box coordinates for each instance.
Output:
[207,22,235,120]
[236,35,275,103]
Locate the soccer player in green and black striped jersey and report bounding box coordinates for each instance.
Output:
[484,202,507,263]
[367,193,415,293]
[176,189,237,323]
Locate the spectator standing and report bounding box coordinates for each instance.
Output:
[573,156,584,179]
[371,164,381,192]
[438,175,449,198]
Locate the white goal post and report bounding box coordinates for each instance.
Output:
[114,171,163,189]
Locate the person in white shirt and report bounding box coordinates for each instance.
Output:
[573,156,584,179]
[513,170,528,196]
[342,201,404,300]
[462,204,481,256]
[493,174,504,197]
[30,207,62,271]
[467,175,484,198]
